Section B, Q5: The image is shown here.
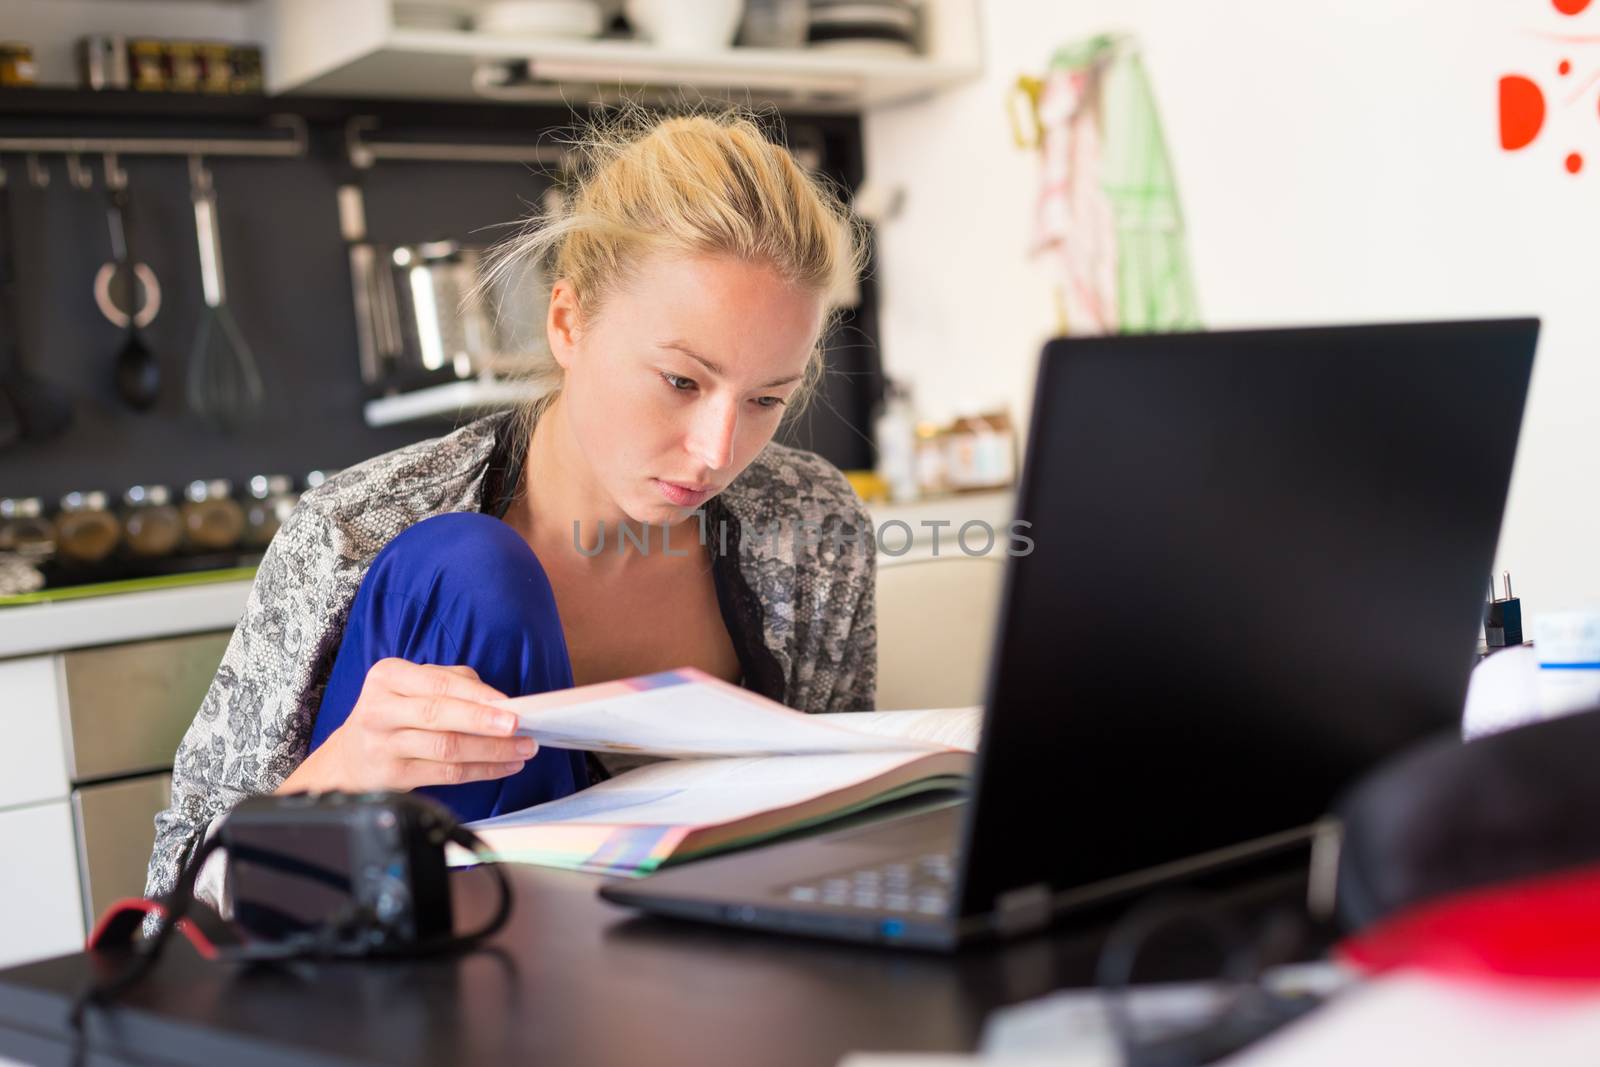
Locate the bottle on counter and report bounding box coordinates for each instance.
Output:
[0,496,55,561]
[914,422,948,498]
[874,379,920,505]
[182,479,246,552]
[55,491,121,565]
[120,484,184,559]
[243,474,297,549]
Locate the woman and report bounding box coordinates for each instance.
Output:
[145,109,878,907]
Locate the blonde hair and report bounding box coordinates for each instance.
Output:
[488,104,866,431]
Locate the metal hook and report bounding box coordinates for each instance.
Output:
[268,113,310,156]
[25,153,48,189]
[102,151,128,191]
[66,152,92,191]
[187,154,212,193]
[345,115,380,170]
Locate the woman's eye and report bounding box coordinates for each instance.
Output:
[755,396,786,410]
[661,372,696,392]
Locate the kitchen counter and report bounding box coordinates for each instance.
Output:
[0,490,1015,660]
[0,579,251,660]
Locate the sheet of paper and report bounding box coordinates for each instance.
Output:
[813,707,983,752]
[494,667,948,758]
[469,750,946,832]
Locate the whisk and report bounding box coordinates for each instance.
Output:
[186,157,263,433]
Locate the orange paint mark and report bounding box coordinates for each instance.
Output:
[1560,59,1573,75]
[1554,0,1592,15]
[1568,152,1584,172]
[1499,75,1546,150]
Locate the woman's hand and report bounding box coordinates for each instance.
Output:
[276,658,535,795]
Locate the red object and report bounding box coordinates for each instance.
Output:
[1554,0,1592,15]
[86,897,223,960]
[1337,864,1600,984]
[1567,152,1585,173]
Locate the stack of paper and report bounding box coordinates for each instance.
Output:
[458,668,981,876]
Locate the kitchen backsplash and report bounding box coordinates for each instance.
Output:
[0,95,879,503]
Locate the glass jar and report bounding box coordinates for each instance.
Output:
[56,491,121,565]
[0,42,38,88]
[243,474,297,549]
[182,479,245,552]
[121,484,184,559]
[0,496,55,561]
[304,468,340,491]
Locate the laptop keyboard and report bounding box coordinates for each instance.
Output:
[782,851,954,916]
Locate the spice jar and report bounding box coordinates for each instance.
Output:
[182,479,246,552]
[943,411,1018,491]
[121,484,184,559]
[243,474,296,549]
[914,422,948,498]
[0,42,38,87]
[56,491,121,565]
[0,497,55,561]
[304,468,340,491]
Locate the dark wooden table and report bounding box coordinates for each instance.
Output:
[0,860,1315,1067]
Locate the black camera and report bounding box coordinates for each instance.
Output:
[77,791,510,1027]
[221,791,457,953]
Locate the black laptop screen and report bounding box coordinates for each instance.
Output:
[956,319,1538,917]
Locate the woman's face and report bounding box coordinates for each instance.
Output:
[548,251,824,525]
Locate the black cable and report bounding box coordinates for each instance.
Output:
[67,805,516,1047]
[1092,893,1328,1067]
[1094,892,1250,1067]
[69,831,226,1031]
[433,824,515,950]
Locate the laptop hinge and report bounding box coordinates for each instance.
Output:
[993,883,1052,935]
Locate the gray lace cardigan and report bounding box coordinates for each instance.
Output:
[144,411,878,902]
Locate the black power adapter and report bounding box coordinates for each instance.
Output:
[1484,571,1524,650]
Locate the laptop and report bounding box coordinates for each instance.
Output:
[601,318,1540,950]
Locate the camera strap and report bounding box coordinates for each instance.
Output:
[72,821,513,1028]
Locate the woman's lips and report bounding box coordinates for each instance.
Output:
[654,479,713,506]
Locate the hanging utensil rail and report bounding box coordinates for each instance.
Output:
[0,114,309,168]
[345,117,568,169]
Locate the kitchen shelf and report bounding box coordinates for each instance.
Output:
[363,378,537,427]
[257,0,982,108]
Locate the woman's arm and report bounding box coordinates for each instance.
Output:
[813,479,879,713]
[827,542,878,711]
[144,500,342,905]
[146,500,540,910]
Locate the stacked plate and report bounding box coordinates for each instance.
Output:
[471,0,605,39]
[806,0,919,57]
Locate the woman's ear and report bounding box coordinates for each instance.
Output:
[546,279,582,372]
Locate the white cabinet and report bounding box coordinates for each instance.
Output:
[252,0,982,108]
[0,629,230,969]
[0,802,86,968]
[0,656,68,810]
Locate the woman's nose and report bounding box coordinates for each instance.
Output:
[687,397,738,472]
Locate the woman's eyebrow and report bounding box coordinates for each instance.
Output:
[658,341,803,389]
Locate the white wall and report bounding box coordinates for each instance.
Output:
[866,0,1600,618]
